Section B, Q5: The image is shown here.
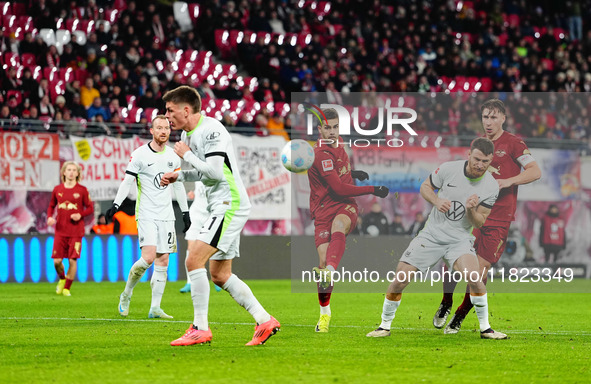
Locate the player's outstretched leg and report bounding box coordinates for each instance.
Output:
[245,317,281,346]
[118,257,151,316]
[219,274,280,345]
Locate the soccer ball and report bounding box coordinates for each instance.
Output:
[281,139,315,173]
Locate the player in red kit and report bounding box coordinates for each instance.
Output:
[47,161,94,297]
[308,108,389,332]
[433,99,541,333]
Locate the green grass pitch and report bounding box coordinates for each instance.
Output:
[1,280,589,383]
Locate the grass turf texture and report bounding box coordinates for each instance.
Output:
[1,280,589,383]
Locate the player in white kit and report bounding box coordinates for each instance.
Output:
[106,115,191,319]
[366,138,508,340]
[160,86,280,346]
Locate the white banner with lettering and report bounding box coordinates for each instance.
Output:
[70,135,147,200]
[231,134,291,220]
[0,132,60,190]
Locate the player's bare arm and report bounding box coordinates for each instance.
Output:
[420,178,451,213]
[497,161,541,190]
[70,213,82,221]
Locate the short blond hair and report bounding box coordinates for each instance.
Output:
[152,114,168,125]
[61,161,82,183]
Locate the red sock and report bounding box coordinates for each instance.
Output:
[317,283,333,306]
[325,232,347,270]
[456,276,488,315]
[57,270,66,280]
[64,278,73,290]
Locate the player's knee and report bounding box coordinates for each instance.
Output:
[468,280,486,294]
[332,216,351,233]
[154,254,169,267]
[210,272,230,287]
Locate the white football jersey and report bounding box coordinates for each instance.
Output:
[181,116,251,214]
[421,160,499,243]
[126,143,181,221]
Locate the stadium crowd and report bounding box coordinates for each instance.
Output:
[1,0,591,143]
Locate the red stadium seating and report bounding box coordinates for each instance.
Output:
[11,2,25,16]
[6,90,23,104]
[188,3,200,21]
[3,52,19,66]
[0,2,10,16]
[123,107,144,124]
[21,53,36,66]
[104,8,119,23]
[125,95,136,109]
[18,16,34,33]
[49,79,66,102]
[43,67,58,81]
[143,108,158,121]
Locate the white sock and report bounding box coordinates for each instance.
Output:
[326,265,335,272]
[150,265,168,308]
[379,297,400,330]
[124,258,151,296]
[320,304,331,316]
[470,294,491,332]
[222,274,271,325]
[189,268,210,330]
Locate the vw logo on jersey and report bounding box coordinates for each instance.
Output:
[445,201,466,221]
[206,132,220,140]
[153,172,168,190]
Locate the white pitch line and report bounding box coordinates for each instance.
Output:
[0,317,589,336]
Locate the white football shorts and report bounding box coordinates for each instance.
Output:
[399,234,477,273]
[188,208,249,260]
[137,219,177,254]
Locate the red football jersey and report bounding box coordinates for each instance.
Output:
[307,141,373,219]
[487,131,532,223]
[47,183,94,237]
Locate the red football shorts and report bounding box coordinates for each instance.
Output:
[314,203,358,248]
[473,223,510,264]
[52,235,83,259]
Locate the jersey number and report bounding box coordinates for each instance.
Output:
[168,232,173,245]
